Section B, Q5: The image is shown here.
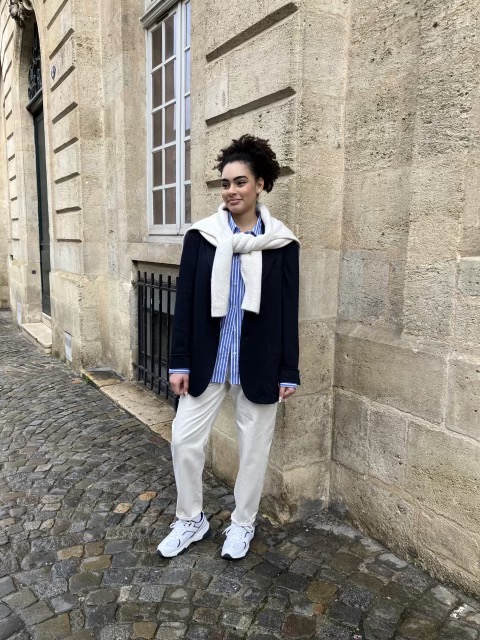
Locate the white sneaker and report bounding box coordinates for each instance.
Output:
[157,513,209,558]
[221,523,255,560]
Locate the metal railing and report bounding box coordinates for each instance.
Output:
[136,272,178,406]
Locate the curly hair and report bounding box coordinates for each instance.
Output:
[214,134,281,193]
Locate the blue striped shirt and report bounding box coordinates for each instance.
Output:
[210,212,263,384]
[170,212,297,389]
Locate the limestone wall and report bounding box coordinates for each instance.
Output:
[0,77,9,308]
[0,0,106,363]
[333,0,480,596]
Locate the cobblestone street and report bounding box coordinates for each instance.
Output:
[1,310,479,640]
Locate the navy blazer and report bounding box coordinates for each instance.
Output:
[169,229,300,404]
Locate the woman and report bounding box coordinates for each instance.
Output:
[157,134,300,560]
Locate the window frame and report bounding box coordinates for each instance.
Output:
[145,0,191,236]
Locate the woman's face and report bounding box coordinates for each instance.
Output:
[220,161,264,215]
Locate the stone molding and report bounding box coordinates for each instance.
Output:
[9,0,34,28]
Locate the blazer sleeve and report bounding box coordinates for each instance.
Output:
[169,230,201,371]
[279,240,301,385]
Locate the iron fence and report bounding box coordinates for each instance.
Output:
[135,271,179,407]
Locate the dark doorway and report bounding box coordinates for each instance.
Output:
[33,107,51,315]
[27,24,51,316]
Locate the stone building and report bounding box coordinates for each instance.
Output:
[0,0,479,596]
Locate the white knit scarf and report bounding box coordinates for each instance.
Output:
[186,202,299,317]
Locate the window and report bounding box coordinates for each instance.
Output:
[146,0,191,234]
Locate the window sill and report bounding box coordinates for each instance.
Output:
[144,234,184,244]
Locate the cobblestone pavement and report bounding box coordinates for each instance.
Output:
[1,311,480,640]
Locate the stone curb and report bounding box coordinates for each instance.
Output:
[81,368,175,443]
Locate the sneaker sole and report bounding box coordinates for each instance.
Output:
[221,552,246,561]
[157,523,210,558]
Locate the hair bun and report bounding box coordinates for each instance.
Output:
[214,134,281,193]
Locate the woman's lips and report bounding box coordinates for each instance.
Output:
[229,199,241,204]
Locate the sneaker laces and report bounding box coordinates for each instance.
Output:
[168,516,202,539]
[224,523,254,541]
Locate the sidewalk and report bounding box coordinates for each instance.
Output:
[1,310,479,640]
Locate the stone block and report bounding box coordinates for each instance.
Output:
[52,241,82,275]
[407,218,460,264]
[298,319,334,396]
[454,296,480,345]
[463,153,480,230]
[418,509,480,578]
[54,141,80,183]
[54,176,81,213]
[10,198,18,221]
[414,51,477,159]
[335,331,447,423]
[332,390,368,474]
[50,72,78,125]
[52,108,80,153]
[409,154,465,223]
[348,0,419,87]
[460,226,480,257]
[7,157,15,182]
[4,87,12,118]
[6,133,14,160]
[342,167,410,252]
[263,461,330,523]
[11,220,19,240]
[51,34,75,91]
[406,421,480,531]
[302,10,348,97]
[458,258,480,297]
[338,250,389,322]
[446,355,480,442]
[204,0,296,55]
[296,169,344,250]
[403,261,457,338]
[55,212,82,242]
[271,392,332,470]
[299,249,339,321]
[9,176,17,200]
[344,77,416,171]
[204,58,228,122]
[368,405,407,485]
[205,17,296,121]
[45,0,74,58]
[330,462,417,557]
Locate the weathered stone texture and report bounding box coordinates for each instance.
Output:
[335,331,447,424]
[332,390,368,474]
[458,258,480,297]
[406,421,480,532]
[367,405,407,486]
[338,250,389,322]
[446,355,480,441]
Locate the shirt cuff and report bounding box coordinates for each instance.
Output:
[279,382,298,388]
[169,369,190,374]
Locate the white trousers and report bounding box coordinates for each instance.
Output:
[171,382,278,526]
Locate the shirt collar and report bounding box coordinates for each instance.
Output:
[228,211,263,236]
